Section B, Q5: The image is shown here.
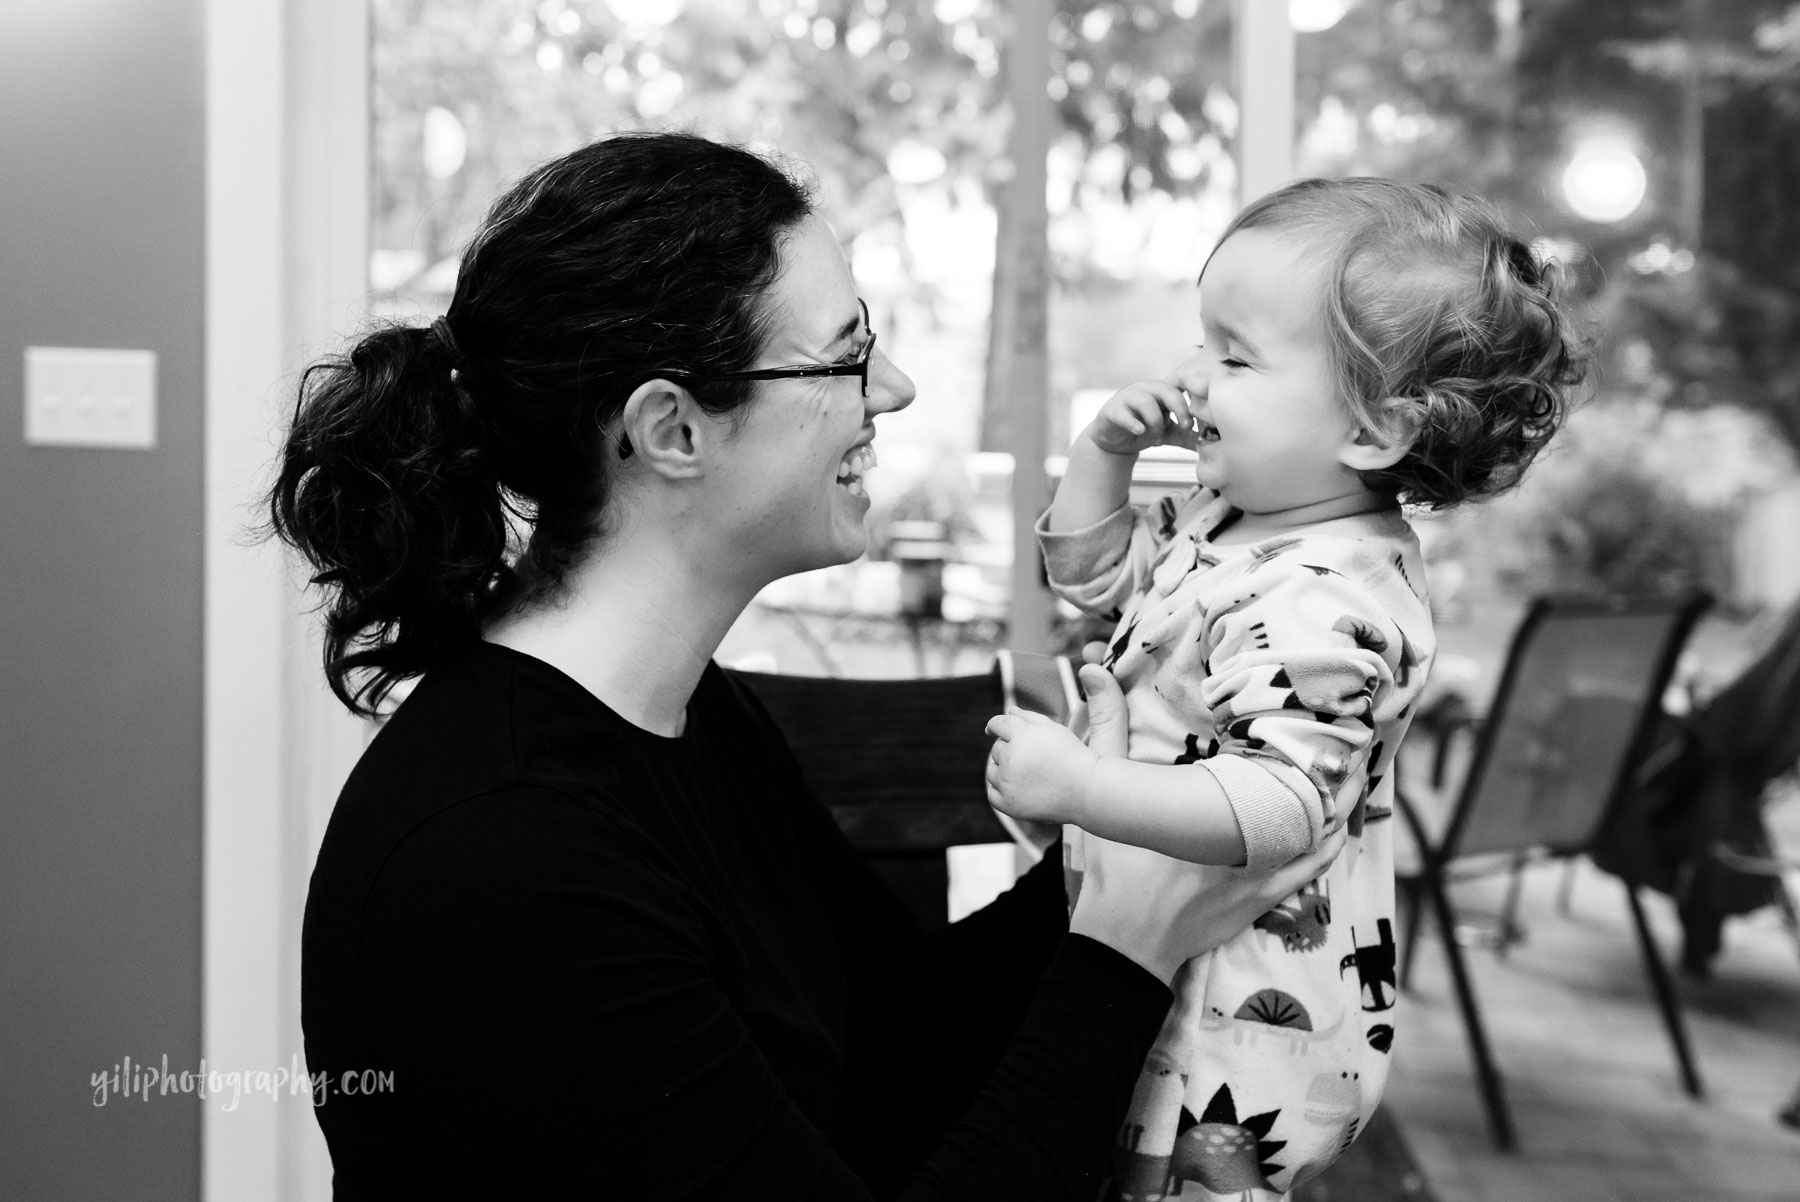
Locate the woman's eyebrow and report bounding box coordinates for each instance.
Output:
[825,307,864,348]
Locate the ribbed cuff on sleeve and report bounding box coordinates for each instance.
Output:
[1200,755,1313,871]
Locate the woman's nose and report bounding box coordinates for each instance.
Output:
[867,347,916,416]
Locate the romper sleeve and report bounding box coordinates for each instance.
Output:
[1035,491,1201,620]
[1189,552,1406,870]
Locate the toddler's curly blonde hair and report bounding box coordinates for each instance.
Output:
[1213,177,1590,509]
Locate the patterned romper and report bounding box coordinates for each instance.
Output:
[1038,488,1435,1200]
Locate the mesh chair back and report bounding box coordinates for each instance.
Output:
[1447,597,1710,860]
[731,668,1011,851]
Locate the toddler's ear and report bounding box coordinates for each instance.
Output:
[1338,397,1423,472]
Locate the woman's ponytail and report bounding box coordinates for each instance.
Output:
[268,322,512,716]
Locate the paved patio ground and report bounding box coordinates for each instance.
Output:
[1384,786,1800,1202]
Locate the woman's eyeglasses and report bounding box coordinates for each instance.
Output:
[619,300,874,459]
[666,299,876,399]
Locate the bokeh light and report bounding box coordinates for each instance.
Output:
[421,106,466,180]
[1290,0,1355,34]
[1561,137,1647,223]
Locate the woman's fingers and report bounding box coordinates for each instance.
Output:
[1069,822,1354,983]
[1079,665,1130,759]
[1267,825,1348,893]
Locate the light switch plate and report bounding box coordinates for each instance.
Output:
[24,346,157,449]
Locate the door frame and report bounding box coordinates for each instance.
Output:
[203,2,369,1198]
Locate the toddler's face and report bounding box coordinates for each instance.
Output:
[1177,229,1370,519]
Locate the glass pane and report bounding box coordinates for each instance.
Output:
[1288,1,1797,670]
[374,0,1040,679]
[1043,0,1236,659]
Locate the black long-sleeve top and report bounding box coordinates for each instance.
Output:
[301,641,1172,1198]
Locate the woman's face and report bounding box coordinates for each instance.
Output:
[708,214,916,583]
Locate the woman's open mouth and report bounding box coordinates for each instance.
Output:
[1196,420,1220,443]
[836,444,875,497]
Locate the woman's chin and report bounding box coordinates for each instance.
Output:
[812,516,871,574]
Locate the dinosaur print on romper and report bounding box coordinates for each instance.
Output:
[1037,488,1434,1200]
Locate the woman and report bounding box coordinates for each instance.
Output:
[272,131,1343,1199]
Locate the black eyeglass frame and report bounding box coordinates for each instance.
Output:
[660,299,876,400]
[619,301,874,460]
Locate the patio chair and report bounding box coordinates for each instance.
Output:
[1394,594,1712,1150]
[730,649,1075,927]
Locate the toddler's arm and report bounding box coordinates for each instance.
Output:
[986,666,1250,867]
[1037,381,1201,618]
[1046,380,1197,534]
[990,557,1411,872]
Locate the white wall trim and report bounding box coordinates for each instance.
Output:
[205,2,369,1198]
[1235,0,1297,204]
[204,2,288,1194]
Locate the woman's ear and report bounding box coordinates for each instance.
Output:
[1338,397,1423,473]
[618,378,707,480]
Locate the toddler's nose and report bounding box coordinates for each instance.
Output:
[1167,352,1209,407]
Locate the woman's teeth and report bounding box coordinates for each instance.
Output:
[1197,422,1221,443]
[836,444,876,497]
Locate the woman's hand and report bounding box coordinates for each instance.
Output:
[1082,381,1200,458]
[1069,826,1350,986]
[985,708,1095,825]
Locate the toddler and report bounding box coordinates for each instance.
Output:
[985,177,1587,1199]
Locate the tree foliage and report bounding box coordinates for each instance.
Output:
[373,0,1021,292]
[372,0,1800,456]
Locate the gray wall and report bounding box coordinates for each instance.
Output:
[1,1,205,1195]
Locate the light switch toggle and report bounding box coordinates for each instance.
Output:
[24,346,157,449]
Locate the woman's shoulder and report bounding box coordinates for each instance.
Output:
[312,646,801,913]
[314,646,680,902]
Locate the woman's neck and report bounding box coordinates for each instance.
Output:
[485,535,756,738]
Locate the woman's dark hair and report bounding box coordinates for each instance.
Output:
[266,131,815,716]
[1213,176,1591,510]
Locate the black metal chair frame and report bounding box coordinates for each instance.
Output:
[730,650,1074,927]
[1395,594,1712,1151]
